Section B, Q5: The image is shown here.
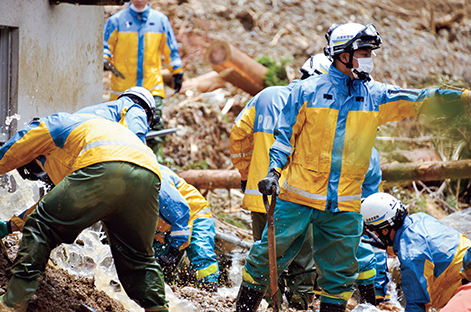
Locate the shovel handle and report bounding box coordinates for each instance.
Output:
[263,186,279,312]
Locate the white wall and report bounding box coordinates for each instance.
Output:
[0,0,103,130]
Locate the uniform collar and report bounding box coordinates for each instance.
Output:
[129,4,151,20]
[392,215,411,254]
[327,64,365,95]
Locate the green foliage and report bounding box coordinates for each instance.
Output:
[256,55,292,87]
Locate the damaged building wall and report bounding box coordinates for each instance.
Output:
[0,0,103,135]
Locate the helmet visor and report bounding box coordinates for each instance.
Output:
[346,24,381,51]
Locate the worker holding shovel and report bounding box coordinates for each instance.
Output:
[230,54,331,311]
[235,21,471,312]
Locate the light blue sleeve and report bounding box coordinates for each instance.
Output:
[158,176,191,249]
[362,147,382,198]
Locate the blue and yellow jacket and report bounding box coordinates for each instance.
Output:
[104,4,183,99]
[269,65,469,212]
[0,113,160,185]
[76,97,149,143]
[155,164,212,250]
[230,80,301,213]
[394,213,471,311]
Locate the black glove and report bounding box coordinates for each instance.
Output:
[173,73,184,93]
[241,180,247,193]
[258,169,280,196]
[156,246,180,270]
[103,57,111,70]
[362,229,387,250]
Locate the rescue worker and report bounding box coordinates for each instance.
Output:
[361,192,471,312]
[3,164,220,294]
[103,0,183,130]
[76,86,160,144]
[237,21,471,312]
[230,53,330,310]
[0,86,157,237]
[0,112,167,311]
[154,164,219,292]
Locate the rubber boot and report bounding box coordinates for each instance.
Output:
[287,291,314,310]
[236,284,265,312]
[2,275,42,312]
[319,302,346,312]
[358,283,376,305]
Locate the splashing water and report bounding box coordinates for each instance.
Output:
[4,114,21,131]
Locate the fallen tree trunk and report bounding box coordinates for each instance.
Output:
[205,41,267,96]
[381,160,471,183]
[178,160,471,190]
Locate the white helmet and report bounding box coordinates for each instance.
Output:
[119,86,160,127]
[361,192,407,232]
[325,23,381,59]
[300,53,332,78]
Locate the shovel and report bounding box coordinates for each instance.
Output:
[263,186,279,312]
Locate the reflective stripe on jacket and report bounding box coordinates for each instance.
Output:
[104,5,182,99]
[0,113,160,185]
[270,65,469,212]
[393,213,471,311]
[230,81,299,213]
[76,97,150,143]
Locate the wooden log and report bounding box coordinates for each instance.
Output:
[205,41,268,96]
[381,160,471,183]
[178,169,241,190]
[162,70,228,94]
[179,71,228,94]
[178,160,471,190]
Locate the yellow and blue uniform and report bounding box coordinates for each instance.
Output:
[269,66,468,212]
[0,113,168,311]
[243,64,469,306]
[104,4,183,99]
[394,213,471,312]
[231,80,316,309]
[76,97,150,143]
[0,113,160,184]
[230,80,301,212]
[155,165,219,285]
[154,165,191,251]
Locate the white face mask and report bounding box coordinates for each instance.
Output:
[352,57,374,79]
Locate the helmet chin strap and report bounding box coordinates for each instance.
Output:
[352,69,371,82]
[337,51,354,69]
[377,228,394,247]
[337,51,371,82]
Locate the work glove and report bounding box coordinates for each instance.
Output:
[258,169,280,196]
[0,220,11,238]
[173,72,184,93]
[241,180,247,193]
[103,57,111,70]
[362,229,387,250]
[156,246,180,270]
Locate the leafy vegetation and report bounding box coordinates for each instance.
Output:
[256,55,292,87]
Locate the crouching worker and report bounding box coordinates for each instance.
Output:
[361,192,471,312]
[154,164,220,292]
[0,113,168,311]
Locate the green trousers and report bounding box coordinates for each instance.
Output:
[244,199,362,306]
[3,162,168,311]
[252,211,316,310]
